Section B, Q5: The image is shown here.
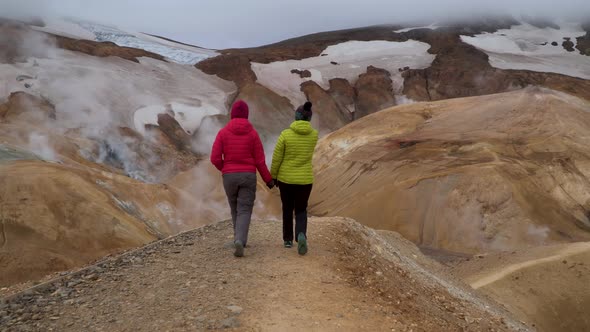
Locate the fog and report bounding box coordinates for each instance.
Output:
[0,24,241,227]
[2,0,589,48]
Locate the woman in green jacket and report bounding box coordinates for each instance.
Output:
[270,102,319,255]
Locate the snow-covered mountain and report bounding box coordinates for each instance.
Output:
[460,22,590,79]
[33,18,216,65]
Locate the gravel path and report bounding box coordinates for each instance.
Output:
[1,218,530,331]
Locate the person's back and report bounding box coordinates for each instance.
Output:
[271,102,318,255]
[214,117,261,174]
[273,120,318,185]
[211,100,274,257]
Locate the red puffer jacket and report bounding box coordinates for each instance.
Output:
[210,118,272,183]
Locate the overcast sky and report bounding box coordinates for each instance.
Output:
[3,0,590,48]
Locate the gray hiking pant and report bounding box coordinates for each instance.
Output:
[222,172,257,246]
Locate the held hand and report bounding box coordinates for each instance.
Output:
[266,179,276,189]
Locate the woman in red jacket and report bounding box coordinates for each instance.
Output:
[210,100,275,257]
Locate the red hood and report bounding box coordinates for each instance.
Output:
[226,118,253,135]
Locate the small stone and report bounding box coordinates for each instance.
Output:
[220,317,240,329]
[23,289,36,296]
[35,298,48,306]
[51,287,71,298]
[336,313,344,318]
[227,305,243,315]
[67,280,81,288]
[196,315,207,322]
[84,274,99,281]
[49,316,60,320]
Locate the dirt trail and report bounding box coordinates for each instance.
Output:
[469,242,590,289]
[452,242,590,332]
[1,218,528,332]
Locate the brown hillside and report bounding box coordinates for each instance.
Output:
[310,88,590,254]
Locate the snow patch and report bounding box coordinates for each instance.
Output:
[112,196,137,215]
[461,22,590,79]
[76,21,215,65]
[251,40,435,107]
[135,33,217,57]
[133,105,167,133]
[0,39,235,144]
[133,103,222,135]
[395,24,442,33]
[34,18,216,65]
[95,179,112,190]
[170,103,221,134]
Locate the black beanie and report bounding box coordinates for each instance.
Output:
[296,102,313,121]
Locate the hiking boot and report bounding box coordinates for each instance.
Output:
[297,233,307,256]
[284,241,293,248]
[234,241,244,257]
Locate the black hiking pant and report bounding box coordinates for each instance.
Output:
[278,181,313,242]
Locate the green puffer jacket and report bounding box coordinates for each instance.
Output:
[270,121,319,185]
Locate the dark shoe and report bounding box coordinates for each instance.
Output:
[284,241,293,248]
[297,233,307,256]
[234,241,244,257]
